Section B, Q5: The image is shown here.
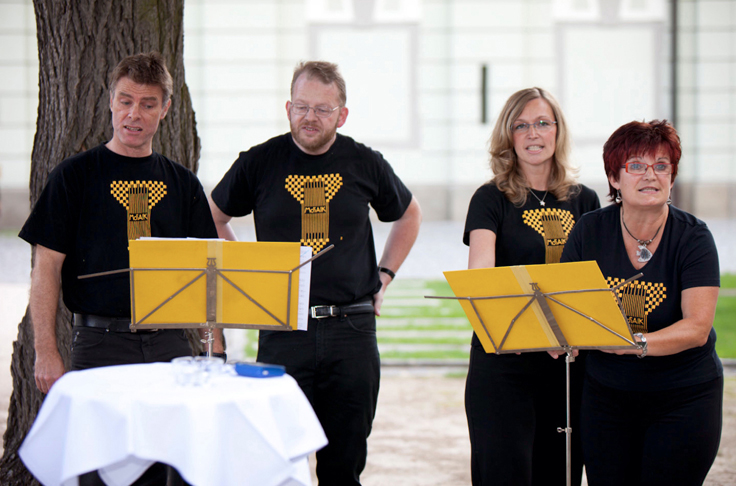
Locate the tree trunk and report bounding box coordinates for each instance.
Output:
[0,1,202,483]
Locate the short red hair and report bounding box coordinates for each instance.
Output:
[603,120,681,204]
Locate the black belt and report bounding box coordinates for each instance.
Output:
[73,313,156,333]
[310,300,374,319]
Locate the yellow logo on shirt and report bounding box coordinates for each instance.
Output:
[285,174,343,254]
[522,208,576,263]
[111,180,167,241]
[605,277,667,333]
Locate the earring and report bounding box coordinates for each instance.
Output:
[615,189,622,204]
[667,192,672,205]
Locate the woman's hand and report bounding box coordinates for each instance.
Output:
[601,347,642,356]
[547,348,579,359]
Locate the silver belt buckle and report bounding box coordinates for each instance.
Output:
[311,305,338,319]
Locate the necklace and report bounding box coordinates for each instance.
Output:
[621,207,663,263]
[529,189,548,207]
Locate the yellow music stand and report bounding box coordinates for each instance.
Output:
[80,239,332,355]
[428,260,642,486]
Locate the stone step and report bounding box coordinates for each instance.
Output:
[377,330,472,340]
[384,288,437,297]
[378,343,470,352]
[380,297,442,307]
[376,317,470,328]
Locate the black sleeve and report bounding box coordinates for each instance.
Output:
[18,160,80,254]
[211,152,256,218]
[679,224,720,290]
[463,183,502,246]
[370,152,413,222]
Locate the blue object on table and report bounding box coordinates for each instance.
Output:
[234,362,286,378]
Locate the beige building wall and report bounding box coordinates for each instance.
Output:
[1,0,735,229]
[0,0,37,229]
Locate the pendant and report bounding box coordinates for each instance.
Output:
[539,201,545,207]
[636,245,652,263]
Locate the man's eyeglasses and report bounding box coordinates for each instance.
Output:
[621,161,673,175]
[510,120,557,133]
[290,103,340,118]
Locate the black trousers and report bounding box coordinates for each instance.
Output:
[581,374,723,486]
[70,326,192,370]
[464,340,585,486]
[258,312,380,486]
[71,325,193,486]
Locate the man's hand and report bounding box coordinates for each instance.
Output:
[34,350,66,394]
[30,244,67,394]
[372,271,393,316]
[374,197,421,316]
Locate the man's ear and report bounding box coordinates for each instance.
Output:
[336,106,349,128]
[160,98,172,120]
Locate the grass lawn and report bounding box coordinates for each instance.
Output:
[238,276,736,360]
[380,277,736,360]
[715,274,736,359]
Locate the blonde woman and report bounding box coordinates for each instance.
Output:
[463,87,600,485]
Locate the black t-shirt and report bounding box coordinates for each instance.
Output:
[561,204,722,391]
[19,144,217,317]
[211,133,413,306]
[463,182,601,266]
[463,181,600,350]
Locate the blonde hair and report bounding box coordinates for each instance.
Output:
[489,87,579,206]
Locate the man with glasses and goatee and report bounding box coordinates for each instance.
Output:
[210,61,422,486]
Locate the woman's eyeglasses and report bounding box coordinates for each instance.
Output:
[510,120,557,133]
[621,162,673,175]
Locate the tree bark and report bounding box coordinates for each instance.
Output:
[0,1,201,483]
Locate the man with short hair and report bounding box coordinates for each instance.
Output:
[20,52,222,485]
[210,61,422,485]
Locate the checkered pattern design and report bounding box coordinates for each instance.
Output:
[522,208,575,237]
[110,180,167,210]
[285,174,343,203]
[606,276,667,316]
[304,239,326,253]
[284,173,343,254]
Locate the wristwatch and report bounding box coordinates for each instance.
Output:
[378,266,396,279]
[633,333,647,359]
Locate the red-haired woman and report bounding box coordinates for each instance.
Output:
[561,120,723,485]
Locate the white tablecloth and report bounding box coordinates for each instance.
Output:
[19,363,327,486]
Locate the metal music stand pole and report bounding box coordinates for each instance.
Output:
[204,257,217,357]
[557,348,574,486]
